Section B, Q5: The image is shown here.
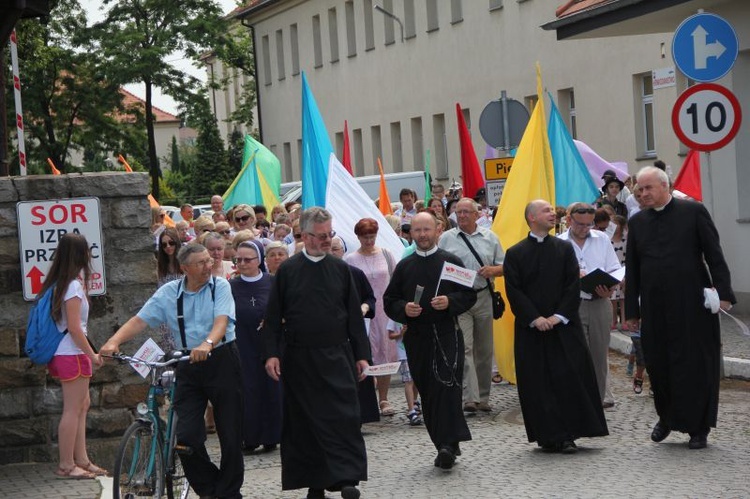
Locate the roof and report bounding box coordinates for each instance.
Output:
[119,88,180,124]
[228,0,283,22]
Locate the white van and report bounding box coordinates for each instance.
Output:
[280,170,427,205]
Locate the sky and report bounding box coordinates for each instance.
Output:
[78,0,240,115]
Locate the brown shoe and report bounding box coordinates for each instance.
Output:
[463,402,477,413]
[477,402,492,412]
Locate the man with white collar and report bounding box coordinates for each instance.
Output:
[384,212,477,470]
[263,207,370,499]
[559,202,621,409]
[504,200,608,454]
[438,198,504,413]
[625,166,735,450]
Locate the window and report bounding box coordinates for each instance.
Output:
[371,125,383,173]
[411,117,423,173]
[433,114,447,178]
[426,0,439,32]
[568,89,577,139]
[636,73,656,156]
[353,128,365,176]
[275,30,285,81]
[364,0,375,51]
[383,0,395,45]
[290,24,300,76]
[297,139,303,179]
[283,142,293,182]
[451,0,463,24]
[289,23,299,76]
[391,121,403,172]
[489,0,503,12]
[261,35,272,86]
[312,15,323,68]
[335,131,344,162]
[525,94,538,113]
[345,1,356,57]
[328,7,339,63]
[557,88,577,139]
[404,0,416,39]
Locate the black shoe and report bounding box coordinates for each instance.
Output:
[452,443,462,457]
[262,444,278,452]
[560,440,578,454]
[307,488,326,499]
[651,420,671,442]
[688,432,708,450]
[340,486,361,499]
[538,442,559,453]
[434,446,456,470]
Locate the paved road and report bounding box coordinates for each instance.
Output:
[2,351,748,498]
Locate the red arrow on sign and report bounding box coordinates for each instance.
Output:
[26,266,45,295]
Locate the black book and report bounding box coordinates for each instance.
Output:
[580,268,621,295]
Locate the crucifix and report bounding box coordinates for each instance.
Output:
[249,296,257,307]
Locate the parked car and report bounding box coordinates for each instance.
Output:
[163,204,213,222]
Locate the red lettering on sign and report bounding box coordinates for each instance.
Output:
[30,204,89,225]
[71,204,87,223]
[30,206,45,225]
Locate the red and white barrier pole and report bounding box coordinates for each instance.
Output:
[10,29,27,176]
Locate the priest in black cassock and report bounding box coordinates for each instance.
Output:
[503,200,608,454]
[263,208,370,499]
[625,167,735,450]
[383,212,476,470]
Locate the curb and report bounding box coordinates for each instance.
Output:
[609,331,750,381]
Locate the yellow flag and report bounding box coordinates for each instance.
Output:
[257,168,281,210]
[491,63,556,384]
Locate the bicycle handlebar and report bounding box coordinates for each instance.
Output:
[103,352,191,369]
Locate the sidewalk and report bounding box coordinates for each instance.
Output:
[610,313,750,379]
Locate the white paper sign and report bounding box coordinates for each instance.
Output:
[364,361,402,377]
[131,338,165,378]
[439,261,477,288]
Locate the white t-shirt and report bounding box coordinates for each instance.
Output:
[386,319,407,362]
[54,280,89,355]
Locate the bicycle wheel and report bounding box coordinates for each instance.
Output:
[165,413,190,499]
[114,420,165,499]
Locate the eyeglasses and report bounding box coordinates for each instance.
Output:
[570,217,594,228]
[455,210,476,216]
[305,230,336,241]
[186,258,214,267]
[161,240,177,248]
[234,257,258,264]
[293,233,302,239]
[219,230,231,235]
[235,215,252,223]
[570,207,595,215]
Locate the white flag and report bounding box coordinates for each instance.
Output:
[439,261,477,288]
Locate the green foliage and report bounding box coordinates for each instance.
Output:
[227,128,244,174]
[188,92,231,198]
[170,136,180,173]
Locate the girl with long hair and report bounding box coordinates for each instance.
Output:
[42,233,105,479]
[157,228,182,286]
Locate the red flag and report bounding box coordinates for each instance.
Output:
[342,120,353,175]
[455,103,484,199]
[673,150,702,201]
[377,158,393,215]
[47,158,61,175]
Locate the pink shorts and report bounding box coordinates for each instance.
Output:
[48,354,92,382]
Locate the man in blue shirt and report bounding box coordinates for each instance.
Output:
[101,243,243,499]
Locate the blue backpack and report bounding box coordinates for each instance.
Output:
[24,286,68,365]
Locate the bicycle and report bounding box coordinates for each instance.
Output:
[108,352,191,499]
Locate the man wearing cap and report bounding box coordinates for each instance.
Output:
[559,202,621,409]
[438,198,504,413]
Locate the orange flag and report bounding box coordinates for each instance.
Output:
[47,158,61,175]
[673,150,702,201]
[117,154,134,172]
[377,158,393,215]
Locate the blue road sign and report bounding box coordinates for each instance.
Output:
[672,13,738,82]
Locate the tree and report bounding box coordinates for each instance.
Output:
[92,0,230,200]
[226,128,244,174]
[188,91,230,199]
[6,1,133,174]
[170,135,180,173]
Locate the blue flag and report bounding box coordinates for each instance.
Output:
[547,93,599,207]
[301,72,334,209]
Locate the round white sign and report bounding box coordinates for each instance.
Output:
[671,83,742,151]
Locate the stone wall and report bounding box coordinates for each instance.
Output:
[0,173,159,465]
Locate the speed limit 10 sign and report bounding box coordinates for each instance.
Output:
[672,83,742,151]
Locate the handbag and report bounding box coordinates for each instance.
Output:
[458,233,505,319]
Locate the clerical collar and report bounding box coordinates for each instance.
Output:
[302,248,326,262]
[240,272,263,282]
[653,195,673,212]
[415,246,439,257]
[529,232,547,243]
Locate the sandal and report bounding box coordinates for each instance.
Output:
[633,377,644,395]
[379,400,395,416]
[55,465,96,480]
[492,374,503,384]
[76,461,109,477]
[407,410,422,426]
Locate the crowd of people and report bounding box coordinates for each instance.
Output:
[42,164,735,498]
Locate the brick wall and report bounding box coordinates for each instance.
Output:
[0,173,159,465]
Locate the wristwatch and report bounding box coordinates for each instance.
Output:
[204,338,214,349]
